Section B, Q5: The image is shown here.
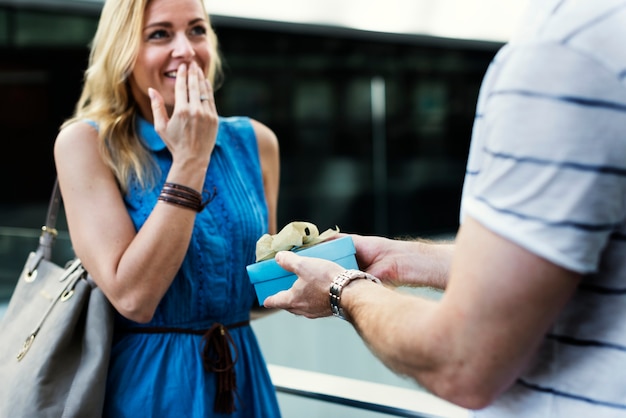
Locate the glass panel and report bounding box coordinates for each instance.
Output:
[219,77,273,122]
[15,11,97,46]
[292,79,334,153]
[413,79,448,138]
[294,80,333,122]
[0,10,8,45]
[344,77,371,124]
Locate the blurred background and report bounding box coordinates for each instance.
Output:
[0,0,527,416]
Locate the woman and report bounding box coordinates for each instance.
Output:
[54,0,281,416]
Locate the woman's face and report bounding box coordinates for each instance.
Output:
[130,0,212,120]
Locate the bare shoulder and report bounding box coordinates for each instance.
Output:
[54,120,114,191]
[54,120,99,158]
[249,118,279,155]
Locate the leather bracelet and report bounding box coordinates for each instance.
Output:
[158,195,201,211]
[158,182,217,212]
[329,269,381,321]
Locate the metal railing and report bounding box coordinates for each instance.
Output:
[268,364,467,417]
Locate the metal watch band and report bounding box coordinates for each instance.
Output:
[329,269,381,320]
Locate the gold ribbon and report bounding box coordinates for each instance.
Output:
[255,221,339,262]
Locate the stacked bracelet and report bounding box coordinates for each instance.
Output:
[158,182,209,212]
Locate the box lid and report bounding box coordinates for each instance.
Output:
[246,236,356,284]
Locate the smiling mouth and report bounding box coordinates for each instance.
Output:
[164,71,177,78]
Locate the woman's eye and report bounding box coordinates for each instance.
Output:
[190,25,207,36]
[147,29,169,40]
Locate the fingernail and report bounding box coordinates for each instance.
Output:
[148,88,155,100]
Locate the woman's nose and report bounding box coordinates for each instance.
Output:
[172,33,196,59]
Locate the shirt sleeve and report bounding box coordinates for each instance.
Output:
[461,41,626,273]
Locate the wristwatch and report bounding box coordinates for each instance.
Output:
[329,269,381,320]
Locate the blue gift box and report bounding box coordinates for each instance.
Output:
[247,236,358,305]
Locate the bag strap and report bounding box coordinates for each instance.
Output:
[39,178,62,260]
[26,179,62,273]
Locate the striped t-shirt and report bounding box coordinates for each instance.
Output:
[461,0,626,416]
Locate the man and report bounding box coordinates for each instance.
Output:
[264,0,626,416]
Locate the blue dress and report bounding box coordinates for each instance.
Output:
[103,116,281,417]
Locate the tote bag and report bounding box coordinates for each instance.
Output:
[0,179,114,418]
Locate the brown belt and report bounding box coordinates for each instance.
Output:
[123,320,250,414]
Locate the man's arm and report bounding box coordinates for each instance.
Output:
[265,216,581,409]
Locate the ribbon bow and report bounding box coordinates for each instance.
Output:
[255,221,339,262]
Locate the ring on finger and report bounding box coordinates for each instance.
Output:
[200,95,210,102]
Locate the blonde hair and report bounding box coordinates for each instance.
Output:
[62,0,223,193]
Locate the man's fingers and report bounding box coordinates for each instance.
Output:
[263,289,289,309]
[275,250,299,272]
